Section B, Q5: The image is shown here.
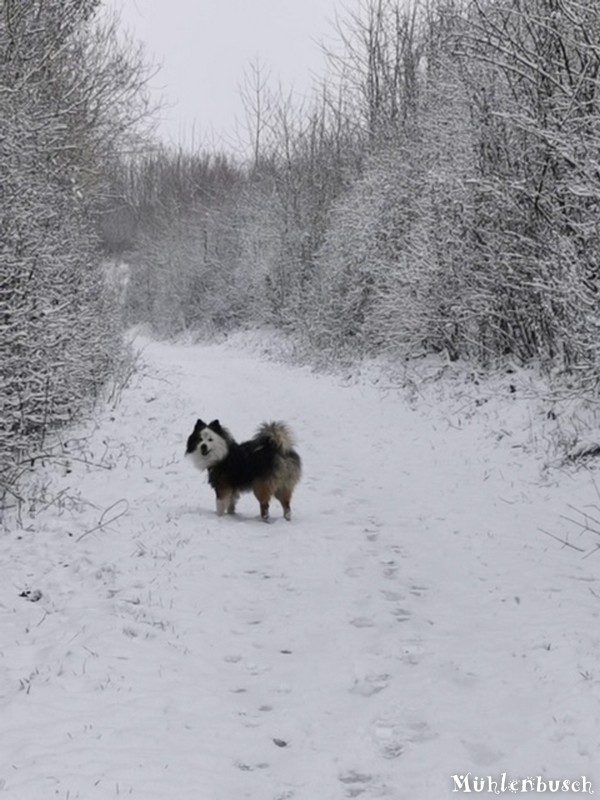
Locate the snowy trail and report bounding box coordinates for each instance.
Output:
[2,339,600,799]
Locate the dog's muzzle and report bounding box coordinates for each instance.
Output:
[200,444,209,456]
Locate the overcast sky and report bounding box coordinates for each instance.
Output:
[105,0,355,152]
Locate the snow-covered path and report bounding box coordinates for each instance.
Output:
[2,339,600,799]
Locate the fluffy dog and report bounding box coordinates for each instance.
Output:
[185,419,301,521]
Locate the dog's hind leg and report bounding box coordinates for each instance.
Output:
[253,481,272,522]
[275,489,293,521]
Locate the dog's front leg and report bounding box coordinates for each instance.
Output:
[216,489,231,517]
[227,492,239,515]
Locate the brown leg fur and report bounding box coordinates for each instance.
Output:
[275,489,293,521]
[253,480,272,521]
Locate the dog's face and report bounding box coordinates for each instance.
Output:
[185,419,229,470]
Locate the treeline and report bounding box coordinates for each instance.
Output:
[123,0,600,380]
[5,0,597,504]
[0,0,151,504]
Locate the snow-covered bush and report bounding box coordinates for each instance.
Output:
[0,1,152,508]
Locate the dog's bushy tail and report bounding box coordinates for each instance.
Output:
[257,421,297,452]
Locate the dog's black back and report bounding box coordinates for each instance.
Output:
[207,436,296,492]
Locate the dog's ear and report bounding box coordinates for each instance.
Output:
[194,418,206,431]
[208,419,222,434]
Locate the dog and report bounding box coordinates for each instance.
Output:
[185,419,301,521]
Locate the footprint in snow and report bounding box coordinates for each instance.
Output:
[380,560,399,579]
[391,607,412,623]
[339,771,373,785]
[350,673,391,697]
[372,717,438,760]
[345,566,364,578]
[372,719,405,760]
[400,641,426,665]
[245,660,270,676]
[338,770,373,798]
[407,719,439,743]
[235,760,270,772]
[350,616,376,628]
[381,589,404,602]
[363,517,383,542]
[463,740,504,767]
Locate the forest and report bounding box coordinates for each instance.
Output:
[3,0,600,503]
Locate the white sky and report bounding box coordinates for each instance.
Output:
[104,0,354,153]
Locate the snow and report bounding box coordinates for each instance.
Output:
[2,336,600,799]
